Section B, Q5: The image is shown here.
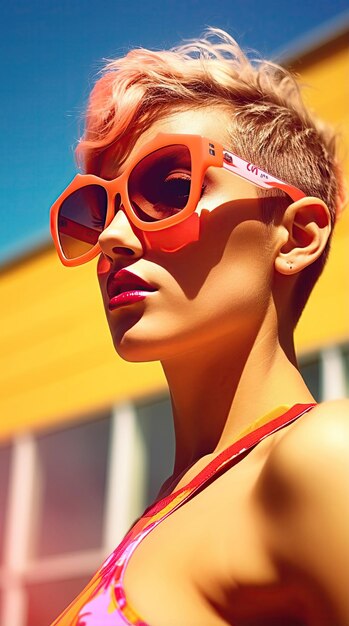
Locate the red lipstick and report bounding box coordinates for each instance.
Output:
[107,268,157,311]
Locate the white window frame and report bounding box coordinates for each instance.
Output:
[0,403,143,626]
[321,345,347,400]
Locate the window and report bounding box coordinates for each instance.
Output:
[0,413,113,626]
[342,344,349,397]
[299,345,349,402]
[300,356,321,401]
[0,444,12,564]
[34,414,111,557]
[136,394,175,509]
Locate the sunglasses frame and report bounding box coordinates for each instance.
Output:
[50,132,306,266]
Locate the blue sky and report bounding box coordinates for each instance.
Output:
[1,0,348,265]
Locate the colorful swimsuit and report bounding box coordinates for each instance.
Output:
[51,403,315,626]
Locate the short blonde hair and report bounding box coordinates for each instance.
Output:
[76,28,346,323]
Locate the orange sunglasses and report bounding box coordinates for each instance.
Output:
[50,132,306,266]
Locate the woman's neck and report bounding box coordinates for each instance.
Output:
[162,319,314,478]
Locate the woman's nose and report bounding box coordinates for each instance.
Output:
[98,203,144,260]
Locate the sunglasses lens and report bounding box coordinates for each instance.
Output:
[57,185,108,259]
[128,145,192,222]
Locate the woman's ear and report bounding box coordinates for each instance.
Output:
[275,197,332,276]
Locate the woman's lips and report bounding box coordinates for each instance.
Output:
[107,268,157,311]
[108,290,149,310]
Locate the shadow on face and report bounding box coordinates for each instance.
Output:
[140,196,270,300]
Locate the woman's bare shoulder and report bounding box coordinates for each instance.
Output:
[260,398,349,504]
[257,399,349,624]
[271,398,349,475]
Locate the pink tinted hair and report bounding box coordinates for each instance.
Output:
[76,28,346,322]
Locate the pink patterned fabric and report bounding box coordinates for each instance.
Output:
[50,404,315,625]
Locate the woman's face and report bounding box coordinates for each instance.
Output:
[97,107,278,362]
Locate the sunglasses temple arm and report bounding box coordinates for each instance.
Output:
[222,150,305,201]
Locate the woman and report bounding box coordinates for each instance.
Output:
[50,29,348,626]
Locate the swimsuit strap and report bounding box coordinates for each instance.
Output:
[110,402,317,623]
[144,403,316,519]
[53,403,315,626]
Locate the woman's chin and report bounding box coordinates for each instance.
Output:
[113,339,155,362]
[110,321,165,362]
[107,308,182,362]
[110,321,190,363]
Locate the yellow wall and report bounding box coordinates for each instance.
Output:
[0,250,166,440]
[294,38,349,350]
[1,32,348,441]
